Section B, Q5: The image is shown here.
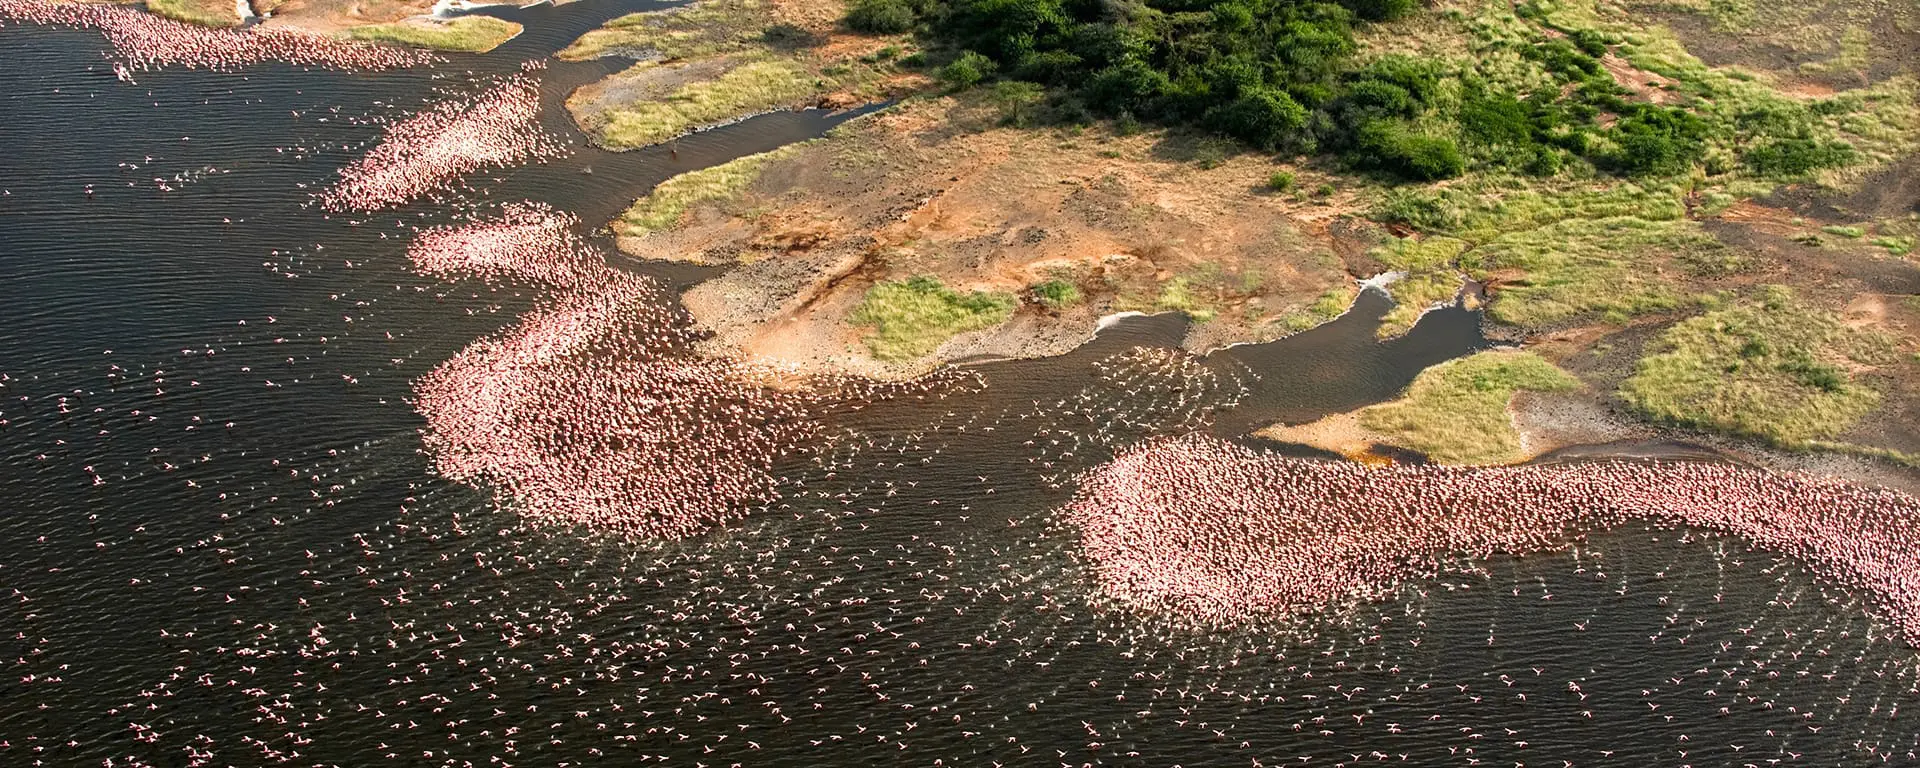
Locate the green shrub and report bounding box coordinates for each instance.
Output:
[1353,120,1465,181]
[1570,29,1610,57]
[1340,0,1416,22]
[1031,279,1082,307]
[984,80,1047,126]
[1872,236,1914,255]
[1743,138,1856,178]
[1602,106,1710,176]
[1524,39,1603,79]
[1373,188,1463,231]
[941,51,997,90]
[845,0,917,34]
[1267,170,1297,192]
[1205,87,1309,151]
[1459,91,1535,147]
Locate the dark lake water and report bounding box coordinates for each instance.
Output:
[3,5,1919,766]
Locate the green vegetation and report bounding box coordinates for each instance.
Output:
[1030,279,1082,308]
[346,17,524,53]
[940,51,997,90]
[851,277,1017,360]
[1359,350,1580,465]
[562,0,770,61]
[599,59,820,148]
[1369,235,1465,337]
[1266,170,1296,192]
[847,0,917,34]
[146,0,235,27]
[1873,235,1915,256]
[1368,180,1740,331]
[1276,285,1357,332]
[1619,286,1894,446]
[617,145,803,239]
[828,0,1910,184]
[1150,278,1217,322]
[1377,271,1463,338]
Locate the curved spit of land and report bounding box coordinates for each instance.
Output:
[1067,434,1920,645]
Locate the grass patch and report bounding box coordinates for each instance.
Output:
[1378,270,1463,339]
[346,17,523,53]
[1465,215,1719,328]
[1619,286,1894,446]
[1275,285,1358,333]
[1030,279,1082,309]
[1872,235,1914,256]
[599,58,821,149]
[1359,350,1581,465]
[1151,278,1217,322]
[850,277,1016,361]
[146,0,235,27]
[561,0,767,61]
[617,144,803,239]
[1370,180,1737,330]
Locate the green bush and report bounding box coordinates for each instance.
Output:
[1459,91,1534,146]
[1205,88,1309,151]
[1031,279,1082,307]
[1570,29,1610,57]
[1267,170,1297,192]
[1373,188,1463,231]
[984,80,1047,126]
[1603,106,1710,177]
[1743,138,1856,178]
[1353,120,1464,180]
[1524,40,1603,79]
[1340,0,1416,22]
[941,50,998,90]
[845,0,917,34]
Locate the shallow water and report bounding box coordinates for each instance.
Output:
[3,7,1919,766]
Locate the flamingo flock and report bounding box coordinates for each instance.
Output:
[405,201,595,287]
[0,0,435,71]
[409,209,949,539]
[321,64,566,212]
[1069,434,1920,644]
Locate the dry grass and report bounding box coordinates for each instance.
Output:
[345,17,522,52]
[598,58,821,149]
[146,0,237,27]
[560,0,769,61]
[617,144,806,247]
